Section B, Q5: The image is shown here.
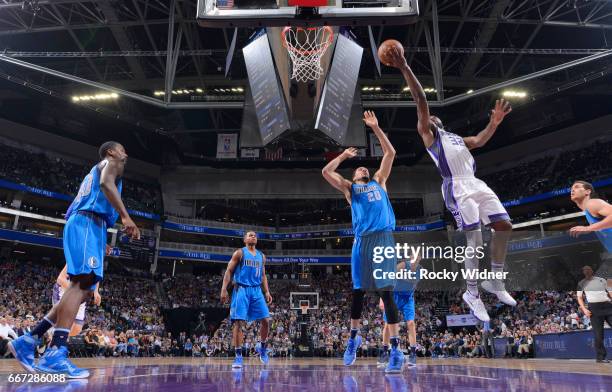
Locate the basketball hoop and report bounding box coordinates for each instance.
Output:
[281,26,334,83]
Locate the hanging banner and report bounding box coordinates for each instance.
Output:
[216,134,238,158]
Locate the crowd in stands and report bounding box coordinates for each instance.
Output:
[0,141,163,215]
[0,258,598,361]
[480,138,612,202]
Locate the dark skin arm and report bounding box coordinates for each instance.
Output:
[99,159,140,239]
[385,46,435,148]
[261,255,272,304]
[463,99,512,149]
[220,249,242,304]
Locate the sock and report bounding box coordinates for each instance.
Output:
[383,344,389,353]
[30,317,54,339]
[390,336,400,350]
[350,328,359,339]
[235,347,242,357]
[50,328,70,349]
[465,230,481,296]
[410,345,416,355]
[260,341,267,350]
[466,280,479,296]
[491,261,504,275]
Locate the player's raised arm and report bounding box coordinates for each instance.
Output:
[220,249,242,304]
[100,159,140,240]
[364,111,396,189]
[463,99,512,150]
[261,255,272,304]
[321,148,355,202]
[386,47,434,148]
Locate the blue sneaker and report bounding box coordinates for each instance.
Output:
[343,335,362,366]
[385,348,404,373]
[407,352,417,367]
[377,349,389,368]
[34,346,90,379]
[232,355,243,369]
[256,343,269,365]
[8,334,39,373]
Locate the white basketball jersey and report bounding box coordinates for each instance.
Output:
[426,127,476,179]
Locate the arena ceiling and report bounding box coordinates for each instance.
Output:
[0,0,610,165]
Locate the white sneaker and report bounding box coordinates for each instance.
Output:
[462,291,490,322]
[481,280,517,307]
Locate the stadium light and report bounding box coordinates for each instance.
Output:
[402,87,410,92]
[467,89,474,94]
[72,92,118,102]
[502,90,527,98]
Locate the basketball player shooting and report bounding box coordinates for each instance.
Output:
[220,231,273,369]
[382,44,516,322]
[8,141,140,378]
[321,111,404,373]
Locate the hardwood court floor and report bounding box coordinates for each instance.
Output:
[1,357,611,391]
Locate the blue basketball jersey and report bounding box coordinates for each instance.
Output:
[65,160,123,227]
[585,208,612,252]
[350,180,395,236]
[234,247,264,286]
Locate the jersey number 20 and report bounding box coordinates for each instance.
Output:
[367,190,382,202]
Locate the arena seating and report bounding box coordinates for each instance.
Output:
[1,258,588,359]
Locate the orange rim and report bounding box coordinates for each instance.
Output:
[281,26,334,56]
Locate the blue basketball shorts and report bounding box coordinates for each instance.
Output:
[383,291,415,323]
[351,230,397,290]
[63,212,106,290]
[230,285,270,322]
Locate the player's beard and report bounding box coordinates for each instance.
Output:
[359,176,370,183]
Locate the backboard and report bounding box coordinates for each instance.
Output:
[197,0,419,28]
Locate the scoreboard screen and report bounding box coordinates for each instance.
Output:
[242,31,291,146]
[315,31,364,145]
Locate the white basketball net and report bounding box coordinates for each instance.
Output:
[282,26,334,83]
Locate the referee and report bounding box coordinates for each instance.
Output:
[576,265,612,363]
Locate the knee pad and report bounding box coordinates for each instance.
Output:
[351,290,365,320]
[379,290,399,324]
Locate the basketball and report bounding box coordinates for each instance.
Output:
[378,39,404,66]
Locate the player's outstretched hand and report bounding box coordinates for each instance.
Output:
[265,291,273,304]
[569,225,592,237]
[122,216,141,240]
[490,99,512,126]
[363,111,379,129]
[387,46,408,70]
[342,147,358,159]
[220,289,229,304]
